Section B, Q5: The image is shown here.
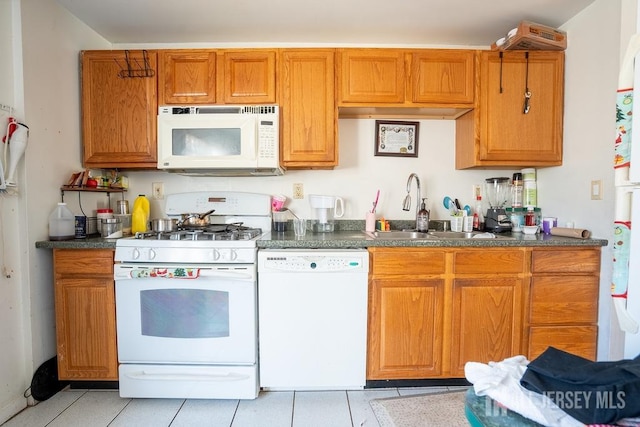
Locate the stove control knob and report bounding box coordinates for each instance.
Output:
[132,248,140,260]
[148,248,156,260]
[229,249,237,261]
[212,249,221,261]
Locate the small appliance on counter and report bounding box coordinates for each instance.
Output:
[484,177,512,233]
[309,194,344,233]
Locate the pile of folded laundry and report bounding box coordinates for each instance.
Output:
[465,347,640,426]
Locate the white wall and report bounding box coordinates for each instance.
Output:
[0,0,111,422]
[549,0,627,360]
[0,0,30,422]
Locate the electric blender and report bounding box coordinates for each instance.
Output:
[484,177,512,232]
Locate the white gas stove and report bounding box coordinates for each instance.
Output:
[115,191,271,263]
[114,191,271,400]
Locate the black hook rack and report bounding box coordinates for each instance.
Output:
[115,50,155,78]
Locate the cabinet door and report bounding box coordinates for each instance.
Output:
[367,278,444,379]
[450,277,524,376]
[222,50,276,104]
[338,49,405,104]
[479,51,564,164]
[159,50,217,104]
[410,50,475,105]
[81,50,157,168]
[279,49,337,168]
[54,249,117,380]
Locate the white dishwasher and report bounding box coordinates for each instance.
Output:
[257,249,369,390]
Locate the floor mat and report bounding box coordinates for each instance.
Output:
[369,390,468,427]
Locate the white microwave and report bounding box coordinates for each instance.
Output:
[157,105,282,176]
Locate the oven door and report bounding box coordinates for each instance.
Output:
[115,263,256,365]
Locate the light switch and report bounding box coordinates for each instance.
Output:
[591,180,602,200]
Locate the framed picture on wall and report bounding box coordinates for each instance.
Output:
[374,120,419,157]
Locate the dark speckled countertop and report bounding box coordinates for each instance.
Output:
[35,220,608,250]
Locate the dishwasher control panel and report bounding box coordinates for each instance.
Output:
[258,250,368,273]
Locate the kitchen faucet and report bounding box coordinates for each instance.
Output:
[402,173,421,230]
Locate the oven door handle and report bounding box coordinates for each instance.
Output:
[115,266,255,281]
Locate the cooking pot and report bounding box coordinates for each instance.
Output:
[151,218,178,232]
[178,209,216,227]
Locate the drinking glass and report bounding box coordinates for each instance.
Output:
[293,218,307,237]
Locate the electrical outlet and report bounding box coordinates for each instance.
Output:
[152,182,164,199]
[293,183,304,199]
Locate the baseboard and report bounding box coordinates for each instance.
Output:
[366,378,471,389]
[69,381,119,390]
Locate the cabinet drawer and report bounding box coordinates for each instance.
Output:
[54,249,114,275]
[529,276,599,324]
[531,249,600,273]
[528,326,597,361]
[369,249,445,275]
[453,249,524,274]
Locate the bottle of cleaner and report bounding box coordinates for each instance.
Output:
[49,202,75,240]
[131,194,150,234]
[417,198,430,232]
[474,196,484,231]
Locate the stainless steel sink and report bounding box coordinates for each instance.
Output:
[363,230,437,239]
[428,231,481,239]
[363,230,512,240]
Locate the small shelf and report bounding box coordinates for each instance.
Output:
[60,186,127,204]
[60,186,127,193]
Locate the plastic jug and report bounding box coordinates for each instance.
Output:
[49,202,75,240]
[131,194,150,234]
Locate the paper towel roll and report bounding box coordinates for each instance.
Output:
[550,227,591,239]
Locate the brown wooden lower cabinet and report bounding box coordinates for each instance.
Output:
[367,246,600,380]
[53,249,118,380]
[527,248,600,361]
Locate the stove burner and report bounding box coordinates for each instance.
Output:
[134,226,262,241]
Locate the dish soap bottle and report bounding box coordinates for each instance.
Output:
[131,194,150,234]
[417,198,430,232]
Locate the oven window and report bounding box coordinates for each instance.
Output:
[172,128,241,156]
[140,289,230,338]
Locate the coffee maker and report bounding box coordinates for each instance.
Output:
[309,194,344,232]
[484,177,512,232]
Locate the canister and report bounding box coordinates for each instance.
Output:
[506,207,525,232]
[523,180,537,207]
[521,168,536,181]
[101,217,123,239]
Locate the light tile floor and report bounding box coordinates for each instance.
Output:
[2,386,469,427]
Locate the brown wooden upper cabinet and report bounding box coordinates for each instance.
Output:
[81,50,158,169]
[279,49,337,169]
[158,49,277,105]
[338,49,406,104]
[410,50,475,105]
[337,48,475,107]
[456,51,564,169]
